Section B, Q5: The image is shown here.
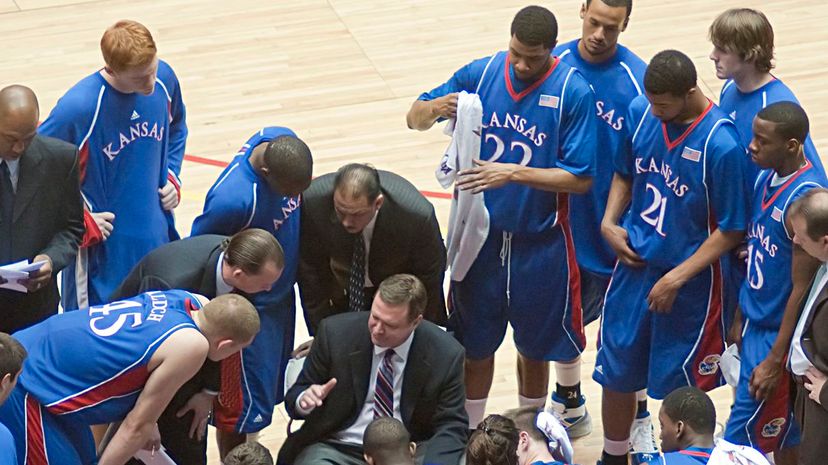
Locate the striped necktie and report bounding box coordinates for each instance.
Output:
[373,349,395,418]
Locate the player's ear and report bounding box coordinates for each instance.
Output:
[622,16,630,32]
[785,138,800,154]
[579,3,586,20]
[674,419,686,441]
[409,441,417,457]
[363,453,374,465]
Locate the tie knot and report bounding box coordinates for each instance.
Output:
[383,349,395,361]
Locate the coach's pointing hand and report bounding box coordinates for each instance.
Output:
[298,378,337,414]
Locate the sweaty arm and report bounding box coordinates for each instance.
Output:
[98,329,208,465]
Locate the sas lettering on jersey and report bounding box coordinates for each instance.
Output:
[634,157,689,197]
[595,100,624,131]
[272,195,302,231]
[146,291,170,322]
[746,222,779,258]
[102,121,166,160]
[487,112,547,147]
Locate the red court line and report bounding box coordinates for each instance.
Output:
[183,154,452,200]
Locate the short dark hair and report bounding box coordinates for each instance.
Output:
[510,6,558,50]
[334,163,382,202]
[661,387,716,436]
[0,333,26,381]
[222,228,285,275]
[504,407,546,443]
[363,417,413,464]
[756,101,810,143]
[377,274,427,322]
[264,135,313,187]
[466,414,519,465]
[789,188,828,241]
[586,0,633,17]
[644,50,697,97]
[224,441,273,465]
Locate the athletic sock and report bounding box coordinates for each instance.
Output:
[518,394,546,410]
[465,398,488,429]
[555,382,582,409]
[603,438,630,465]
[636,389,649,419]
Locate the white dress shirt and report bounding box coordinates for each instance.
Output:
[790,262,828,375]
[214,251,233,296]
[2,159,20,192]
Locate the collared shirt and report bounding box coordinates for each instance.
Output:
[361,212,378,288]
[790,262,828,375]
[214,251,233,296]
[334,329,414,444]
[1,159,19,192]
[295,328,415,444]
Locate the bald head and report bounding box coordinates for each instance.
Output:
[0,85,39,161]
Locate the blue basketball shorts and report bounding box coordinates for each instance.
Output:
[448,227,584,361]
[593,261,726,399]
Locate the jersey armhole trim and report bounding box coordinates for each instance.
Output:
[619,61,643,96]
[474,54,500,94]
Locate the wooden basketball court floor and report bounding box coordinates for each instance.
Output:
[3,0,827,462]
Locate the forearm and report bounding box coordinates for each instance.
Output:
[602,174,632,226]
[669,229,745,285]
[768,249,821,362]
[509,165,592,194]
[98,420,155,465]
[407,100,441,131]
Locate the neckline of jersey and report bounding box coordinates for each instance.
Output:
[503,55,560,103]
[661,100,714,151]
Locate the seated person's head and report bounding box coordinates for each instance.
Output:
[198,294,260,361]
[0,333,25,405]
[504,407,572,464]
[224,441,273,465]
[659,386,716,452]
[369,274,426,349]
[466,414,519,465]
[363,417,416,465]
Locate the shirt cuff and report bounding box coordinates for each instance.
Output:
[201,389,219,396]
[295,389,313,417]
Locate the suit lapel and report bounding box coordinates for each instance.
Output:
[13,145,44,222]
[350,338,373,410]
[401,328,430,424]
[201,245,222,295]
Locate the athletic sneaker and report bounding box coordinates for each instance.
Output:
[629,412,659,465]
[548,392,592,438]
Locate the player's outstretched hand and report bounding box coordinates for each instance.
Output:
[159,180,180,211]
[430,93,459,120]
[92,211,115,240]
[177,391,216,441]
[298,378,337,414]
[804,367,827,405]
[749,357,782,400]
[601,223,644,267]
[457,159,516,193]
[647,271,683,313]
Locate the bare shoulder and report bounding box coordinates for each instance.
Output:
[150,327,208,370]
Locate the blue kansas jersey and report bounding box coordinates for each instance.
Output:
[191,127,301,308]
[719,78,825,177]
[14,290,201,425]
[740,162,826,327]
[645,447,712,465]
[419,51,596,234]
[555,40,646,276]
[39,60,188,308]
[616,95,750,269]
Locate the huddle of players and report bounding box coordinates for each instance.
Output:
[0,1,825,465]
[410,3,827,465]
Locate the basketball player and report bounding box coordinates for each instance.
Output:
[407,5,597,434]
[595,50,750,465]
[0,290,259,465]
[648,387,715,465]
[553,1,655,459]
[722,102,826,464]
[0,333,26,465]
[38,20,188,310]
[191,127,312,459]
[709,8,824,177]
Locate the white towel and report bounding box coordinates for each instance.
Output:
[708,438,771,465]
[535,410,574,464]
[435,91,490,281]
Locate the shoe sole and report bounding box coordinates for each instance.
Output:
[566,412,593,439]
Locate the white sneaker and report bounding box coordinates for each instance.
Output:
[548,392,592,438]
[629,413,659,465]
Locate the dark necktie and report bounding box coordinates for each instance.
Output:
[0,161,13,261]
[348,232,366,312]
[373,349,395,418]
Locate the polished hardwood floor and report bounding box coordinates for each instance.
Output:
[2,0,826,462]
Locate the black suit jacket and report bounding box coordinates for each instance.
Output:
[299,171,447,332]
[279,312,467,465]
[111,234,228,392]
[0,135,83,332]
[799,269,828,406]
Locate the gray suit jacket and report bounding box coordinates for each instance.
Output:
[0,135,83,332]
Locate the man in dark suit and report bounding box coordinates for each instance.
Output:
[788,188,828,465]
[0,85,83,332]
[280,274,467,465]
[299,164,447,332]
[113,229,283,465]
